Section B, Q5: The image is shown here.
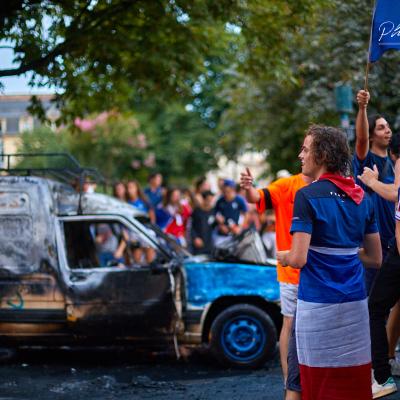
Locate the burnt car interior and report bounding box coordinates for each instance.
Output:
[62,220,158,269]
[140,222,271,266]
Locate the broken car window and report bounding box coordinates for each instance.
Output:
[63,220,157,269]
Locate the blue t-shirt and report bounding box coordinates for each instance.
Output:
[353,151,395,247]
[128,198,149,213]
[144,187,163,208]
[291,180,378,304]
[214,195,248,225]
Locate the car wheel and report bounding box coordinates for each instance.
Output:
[210,304,277,368]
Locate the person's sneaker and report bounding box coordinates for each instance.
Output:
[372,377,397,399]
[390,358,400,377]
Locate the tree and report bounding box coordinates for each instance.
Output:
[136,101,220,183]
[216,0,400,175]
[0,0,327,117]
[17,113,152,181]
[12,1,393,177]
[17,107,220,184]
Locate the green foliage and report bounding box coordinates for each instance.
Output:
[8,0,400,178]
[137,101,220,184]
[0,0,327,116]
[217,0,400,175]
[17,114,149,181]
[16,125,71,169]
[16,108,219,183]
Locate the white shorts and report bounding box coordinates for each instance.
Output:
[280,282,299,317]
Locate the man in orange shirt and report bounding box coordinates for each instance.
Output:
[240,168,311,395]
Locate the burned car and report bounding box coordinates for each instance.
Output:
[0,155,281,368]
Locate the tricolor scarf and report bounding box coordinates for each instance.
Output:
[318,173,364,205]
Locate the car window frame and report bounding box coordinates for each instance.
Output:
[56,214,169,272]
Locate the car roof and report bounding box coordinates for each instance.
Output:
[0,175,146,218]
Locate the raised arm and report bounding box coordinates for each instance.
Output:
[355,90,370,161]
[240,168,260,204]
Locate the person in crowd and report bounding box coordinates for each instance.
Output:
[182,186,196,209]
[144,172,164,209]
[358,133,400,398]
[353,90,400,397]
[190,190,215,255]
[236,182,248,201]
[217,177,225,196]
[213,179,248,246]
[113,181,127,202]
[126,180,151,213]
[72,178,96,193]
[162,187,192,247]
[125,228,156,265]
[82,180,97,194]
[247,204,263,232]
[94,223,125,267]
[277,125,381,400]
[180,186,195,245]
[358,132,400,203]
[353,90,394,293]
[125,180,156,263]
[240,166,311,394]
[193,176,212,208]
[126,179,155,223]
[260,211,276,258]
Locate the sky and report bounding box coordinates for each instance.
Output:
[0,47,55,95]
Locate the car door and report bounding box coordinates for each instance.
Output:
[56,215,179,337]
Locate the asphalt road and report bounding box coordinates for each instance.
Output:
[1,349,400,400]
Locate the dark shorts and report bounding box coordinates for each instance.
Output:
[286,311,301,393]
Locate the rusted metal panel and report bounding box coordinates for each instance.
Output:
[0,177,68,336]
[0,191,30,214]
[0,177,59,276]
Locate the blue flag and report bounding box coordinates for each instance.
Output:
[369,0,400,62]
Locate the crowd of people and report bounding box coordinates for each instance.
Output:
[82,87,400,400]
[108,173,278,259]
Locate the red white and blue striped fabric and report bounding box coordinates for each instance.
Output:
[291,179,378,399]
[296,247,372,400]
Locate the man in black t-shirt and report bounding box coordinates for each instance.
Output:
[191,190,215,255]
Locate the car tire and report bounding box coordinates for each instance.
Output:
[209,304,277,368]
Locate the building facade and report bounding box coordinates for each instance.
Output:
[0,94,54,156]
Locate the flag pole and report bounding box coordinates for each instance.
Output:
[364,62,370,91]
[364,0,376,92]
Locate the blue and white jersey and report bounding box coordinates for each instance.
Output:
[214,195,248,225]
[353,151,394,247]
[291,180,378,304]
[291,179,378,378]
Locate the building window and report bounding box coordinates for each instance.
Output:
[18,116,34,133]
[0,119,6,134]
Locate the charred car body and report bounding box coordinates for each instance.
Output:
[0,155,281,368]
